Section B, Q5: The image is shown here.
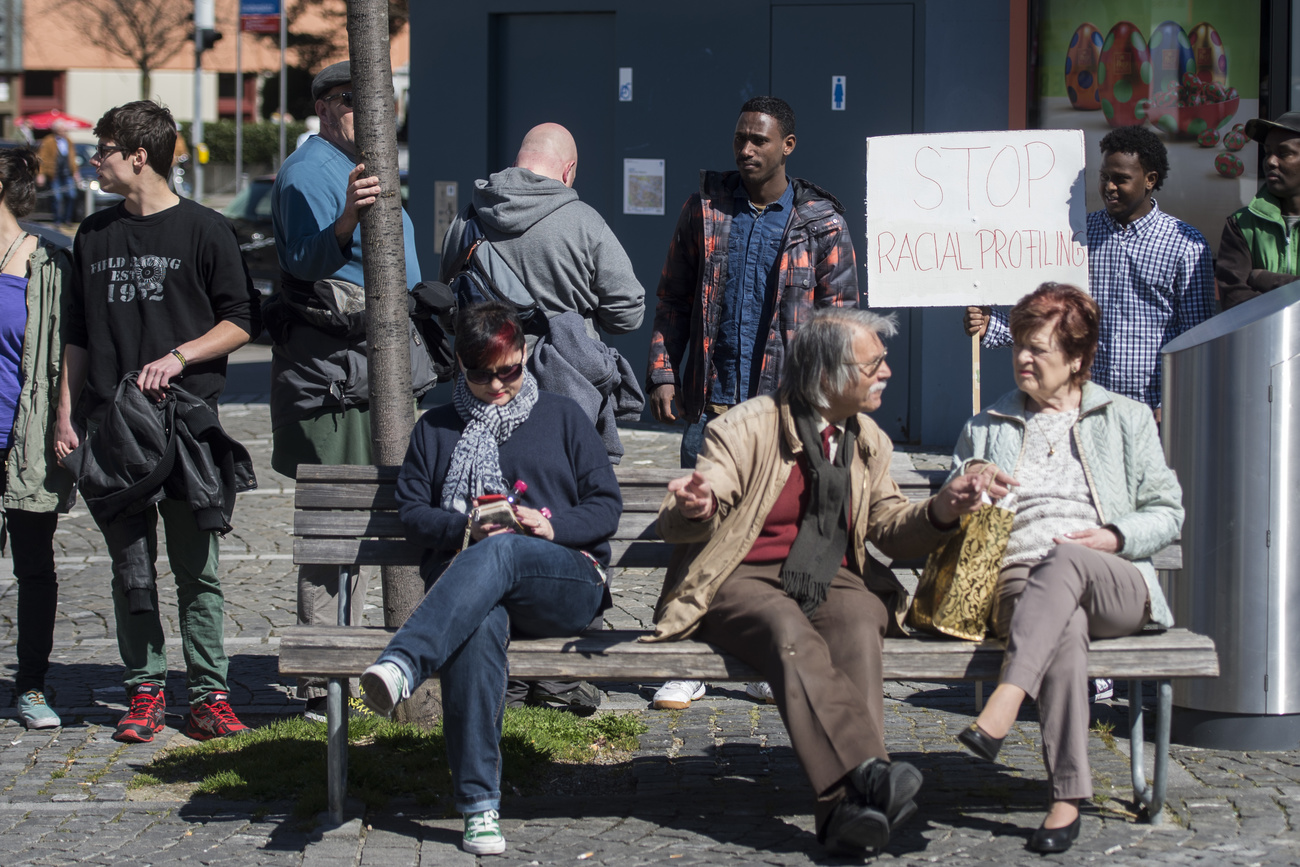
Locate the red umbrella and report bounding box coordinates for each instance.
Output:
[20,109,93,130]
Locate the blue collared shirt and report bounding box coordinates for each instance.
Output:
[984,201,1214,409]
[711,180,795,405]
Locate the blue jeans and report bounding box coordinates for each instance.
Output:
[376,534,606,813]
[680,410,724,469]
[50,176,76,224]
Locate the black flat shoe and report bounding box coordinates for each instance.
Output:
[849,758,923,830]
[820,799,891,855]
[957,722,1005,762]
[1027,815,1081,853]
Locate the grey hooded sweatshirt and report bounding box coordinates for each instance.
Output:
[439,167,645,337]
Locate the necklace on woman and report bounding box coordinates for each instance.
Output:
[1033,412,1069,457]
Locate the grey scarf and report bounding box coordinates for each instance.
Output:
[780,403,856,618]
[441,371,539,514]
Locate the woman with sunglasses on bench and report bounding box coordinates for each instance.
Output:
[360,301,622,856]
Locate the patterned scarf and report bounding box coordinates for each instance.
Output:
[440,370,539,514]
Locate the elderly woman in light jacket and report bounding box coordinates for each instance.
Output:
[951,283,1183,854]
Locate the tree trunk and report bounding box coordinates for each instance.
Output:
[140,68,152,102]
[347,0,442,723]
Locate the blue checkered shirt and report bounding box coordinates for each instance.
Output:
[983,202,1214,409]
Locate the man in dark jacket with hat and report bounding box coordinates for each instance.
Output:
[1218,112,1300,310]
[644,95,859,710]
[270,60,427,720]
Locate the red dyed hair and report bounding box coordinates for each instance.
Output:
[1008,282,1100,387]
[454,301,526,369]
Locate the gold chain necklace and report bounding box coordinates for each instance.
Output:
[1032,412,1070,457]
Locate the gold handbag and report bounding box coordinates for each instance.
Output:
[906,489,1016,641]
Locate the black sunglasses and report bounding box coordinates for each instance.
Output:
[93,144,129,161]
[322,91,354,109]
[464,363,524,386]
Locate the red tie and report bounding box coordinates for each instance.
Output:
[822,425,834,460]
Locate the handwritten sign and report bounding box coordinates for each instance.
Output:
[865,129,1088,308]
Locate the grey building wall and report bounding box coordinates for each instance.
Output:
[408,0,1012,448]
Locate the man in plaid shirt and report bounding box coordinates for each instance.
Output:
[966,126,1215,423]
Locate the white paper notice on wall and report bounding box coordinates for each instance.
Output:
[864,129,1088,308]
[831,76,846,111]
[618,68,633,102]
[623,159,664,215]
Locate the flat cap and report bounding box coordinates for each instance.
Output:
[311,61,351,101]
[1246,111,1300,142]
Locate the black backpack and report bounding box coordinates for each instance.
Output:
[440,208,548,335]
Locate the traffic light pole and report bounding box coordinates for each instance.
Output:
[193,0,213,203]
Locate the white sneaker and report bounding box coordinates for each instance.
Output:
[651,680,706,709]
[745,682,776,704]
[463,809,506,855]
[360,661,410,717]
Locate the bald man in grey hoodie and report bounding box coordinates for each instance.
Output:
[439,123,645,338]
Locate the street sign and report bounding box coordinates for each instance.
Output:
[240,0,280,13]
[241,15,280,33]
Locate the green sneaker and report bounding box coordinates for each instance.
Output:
[463,809,506,855]
[16,690,61,730]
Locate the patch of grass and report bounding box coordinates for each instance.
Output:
[133,707,647,816]
[1090,719,1117,750]
[127,773,161,789]
[50,769,66,780]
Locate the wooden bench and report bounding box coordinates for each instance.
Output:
[281,463,1215,826]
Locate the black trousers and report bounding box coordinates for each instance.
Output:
[1,465,60,694]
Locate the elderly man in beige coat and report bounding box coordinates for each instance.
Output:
[649,306,1010,856]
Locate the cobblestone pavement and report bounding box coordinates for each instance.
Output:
[0,345,1294,866]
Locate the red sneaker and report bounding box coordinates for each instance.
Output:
[113,683,167,743]
[183,692,249,740]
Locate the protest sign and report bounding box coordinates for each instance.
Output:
[865,129,1088,308]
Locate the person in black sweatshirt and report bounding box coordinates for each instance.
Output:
[54,101,255,746]
[360,302,621,857]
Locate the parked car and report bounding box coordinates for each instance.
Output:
[223,170,411,298]
[0,140,122,223]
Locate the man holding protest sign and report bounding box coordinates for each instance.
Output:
[966,126,1215,423]
[645,95,858,711]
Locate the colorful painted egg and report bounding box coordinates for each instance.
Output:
[1224,129,1249,151]
[1227,88,1240,101]
[1149,21,1194,95]
[1098,22,1151,127]
[1189,22,1228,86]
[1215,152,1244,177]
[1065,23,1104,110]
[1198,129,1220,147]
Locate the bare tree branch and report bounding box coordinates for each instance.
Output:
[61,0,192,100]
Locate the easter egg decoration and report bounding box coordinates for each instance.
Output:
[1149,20,1194,95]
[1223,128,1249,151]
[1065,23,1105,110]
[1189,22,1228,86]
[1215,152,1244,178]
[1098,21,1151,127]
[1197,129,1220,147]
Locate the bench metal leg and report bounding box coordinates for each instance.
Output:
[974,680,985,712]
[1127,679,1171,825]
[327,566,354,824]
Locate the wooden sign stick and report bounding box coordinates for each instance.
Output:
[971,332,981,415]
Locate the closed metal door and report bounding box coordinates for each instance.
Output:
[771,3,917,439]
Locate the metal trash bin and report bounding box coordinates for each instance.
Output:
[1161,281,1300,749]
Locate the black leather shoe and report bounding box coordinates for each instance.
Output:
[821,799,891,855]
[957,722,1005,762]
[849,758,923,829]
[1027,815,1081,853]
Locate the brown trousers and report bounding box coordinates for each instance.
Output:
[992,544,1150,800]
[699,562,891,829]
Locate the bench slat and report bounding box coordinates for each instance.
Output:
[296,483,401,510]
[279,626,1219,681]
